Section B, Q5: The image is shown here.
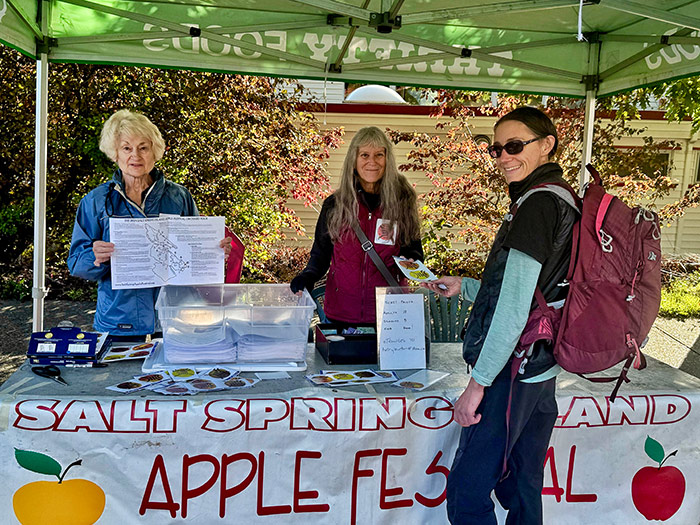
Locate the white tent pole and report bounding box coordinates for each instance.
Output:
[580,37,600,188]
[580,87,595,186]
[32,51,49,332]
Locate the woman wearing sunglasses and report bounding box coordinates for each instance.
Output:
[424,106,578,524]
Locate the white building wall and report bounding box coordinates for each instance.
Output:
[284,109,700,257]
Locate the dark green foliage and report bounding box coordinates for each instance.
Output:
[0,46,341,298]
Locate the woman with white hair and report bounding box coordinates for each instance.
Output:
[290,126,423,324]
[68,109,230,340]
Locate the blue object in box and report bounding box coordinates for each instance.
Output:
[27,326,111,365]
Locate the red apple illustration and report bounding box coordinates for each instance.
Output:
[631,436,685,521]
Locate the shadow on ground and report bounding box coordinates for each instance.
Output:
[0,300,95,384]
[679,332,700,378]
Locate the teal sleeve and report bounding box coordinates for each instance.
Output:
[471,249,542,387]
[460,277,481,302]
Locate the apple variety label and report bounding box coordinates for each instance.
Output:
[2,390,700,523]
[375,289,426,370]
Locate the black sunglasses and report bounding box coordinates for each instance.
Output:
[487,137,540,158]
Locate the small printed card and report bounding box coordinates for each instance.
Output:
[392,256,438,283]
[106,371,169,394]
[106,368,257,395]
[100,341,158,362]
[307,369,399,387]
[392,370,449,391]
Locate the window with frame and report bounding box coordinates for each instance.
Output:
[617,151,670,179]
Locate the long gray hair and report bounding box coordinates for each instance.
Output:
[327,126,421,245]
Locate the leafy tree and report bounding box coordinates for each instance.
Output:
[0,46,341,297]
[599,77,700,221]
[0,47,35,265]
[388,91,684,276]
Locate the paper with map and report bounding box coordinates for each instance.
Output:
[109,216,225,289]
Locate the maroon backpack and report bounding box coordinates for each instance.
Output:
[517,164,662,401]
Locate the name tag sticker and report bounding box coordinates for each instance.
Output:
[374,219,397,246]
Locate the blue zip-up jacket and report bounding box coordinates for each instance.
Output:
[67,169,198,336]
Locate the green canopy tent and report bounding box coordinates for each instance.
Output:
[1,0,699,329]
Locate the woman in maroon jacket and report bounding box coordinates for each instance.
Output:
[290,126,423,324]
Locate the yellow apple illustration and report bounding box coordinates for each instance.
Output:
[12,449,105,525]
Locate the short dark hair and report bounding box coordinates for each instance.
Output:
[494,106,558,159]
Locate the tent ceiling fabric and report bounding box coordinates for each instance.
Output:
[1,0,699,97]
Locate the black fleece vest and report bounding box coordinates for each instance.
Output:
[461,163,578,379]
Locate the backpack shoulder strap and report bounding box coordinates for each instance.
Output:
[514,183,580,213]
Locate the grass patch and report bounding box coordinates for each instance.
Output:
[659,271,700,319]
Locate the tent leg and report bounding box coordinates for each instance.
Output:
[32,52,49,332]
[580,88,596,188]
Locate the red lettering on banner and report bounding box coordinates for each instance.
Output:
[334,398,356,430]
[651,394,691,424]
[359,397,406,430]
[137,446,450,519]
[293,451,330,513]
[13,396,453,434]
[605,395,649,426]
[110,400,151,432]
[542,446,597,503]
[256,451,292,515]
[55,400,110,432]
[351,449,382,525]
[13,399,60,430]
[181,454,220,517]
[247,398,290,430]
[144,400,187,432]
[565,446,597,503]
[408,396,454,429]
[220,452,257,517]
[139,454,180,517]
[556,395,691,428]
[202,399,245,432]
[380,448,412,509]
[414,450,449,507]
[557,397,605,428]
[542,446,564,502]
[13,399,186,433]
[290,397,335,431]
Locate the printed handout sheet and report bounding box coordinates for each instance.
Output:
[109,216,225,289]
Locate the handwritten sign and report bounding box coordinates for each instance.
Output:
[376,288,426,370]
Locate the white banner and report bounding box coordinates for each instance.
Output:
[1,390,699,524]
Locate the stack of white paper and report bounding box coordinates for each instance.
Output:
[237,335,305,362]
[164,325,238,363]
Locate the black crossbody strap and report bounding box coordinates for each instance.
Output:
[350,221,401,288]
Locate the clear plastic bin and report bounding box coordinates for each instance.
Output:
[156,284,315,364]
